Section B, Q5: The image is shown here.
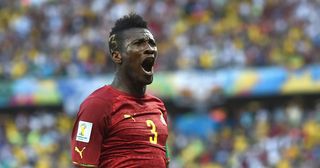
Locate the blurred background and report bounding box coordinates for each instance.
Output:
[1,0,320,168]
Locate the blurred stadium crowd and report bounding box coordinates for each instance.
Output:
[1,0,320,79]
[1,0,320,168]
[170,99,320,168]
[1,99,320,168]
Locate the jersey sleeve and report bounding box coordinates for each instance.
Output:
[160,100,170,165]
[160,101,169,127]
[71,97,110,167]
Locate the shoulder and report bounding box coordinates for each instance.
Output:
[145,93,165,105]
[78,85,118,115]
[144,93,167,114]
[82,85,119,105]
[145,93,164,107]
[87,85,118,100]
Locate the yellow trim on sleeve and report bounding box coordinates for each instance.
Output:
[72,161,97,167]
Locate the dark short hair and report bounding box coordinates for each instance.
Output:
[108,13,148,54]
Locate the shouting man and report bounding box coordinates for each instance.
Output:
[71,13,169,168]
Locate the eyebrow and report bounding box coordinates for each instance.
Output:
[129,37,155,45]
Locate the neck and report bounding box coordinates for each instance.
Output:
[111,74,146,97]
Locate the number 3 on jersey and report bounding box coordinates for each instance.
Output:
[146,120,158,144]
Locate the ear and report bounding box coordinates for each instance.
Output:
[111,51,122,64]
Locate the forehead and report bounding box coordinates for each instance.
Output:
[122,28,155,42]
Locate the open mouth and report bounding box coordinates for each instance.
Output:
[141,57,155,74]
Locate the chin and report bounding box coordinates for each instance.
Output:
[145,80,153,85]
[144,79,153,85]
[142,76,153,85]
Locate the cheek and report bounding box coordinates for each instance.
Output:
[125,51,141,65]
[122,55,141,71]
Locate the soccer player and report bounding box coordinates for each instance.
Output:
[70,13,169,167]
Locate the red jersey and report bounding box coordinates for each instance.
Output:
[71,85,169,168]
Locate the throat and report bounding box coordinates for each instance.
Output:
[133,86,146,97]
[127,85,146,97]
[111,76,146,97]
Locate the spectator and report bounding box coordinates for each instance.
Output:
[1,0,320,79]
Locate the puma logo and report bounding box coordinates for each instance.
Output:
[75,146,86,159]
[124,114,135,121]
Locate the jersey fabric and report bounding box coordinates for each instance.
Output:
[71,85,169,168]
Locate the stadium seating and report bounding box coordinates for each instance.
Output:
[0,0,319,79]
[1,0,320,167]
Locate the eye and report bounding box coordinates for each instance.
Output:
[133,39,145,45]
[148,39,156,47]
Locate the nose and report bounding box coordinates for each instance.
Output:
[144,44,157,56]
